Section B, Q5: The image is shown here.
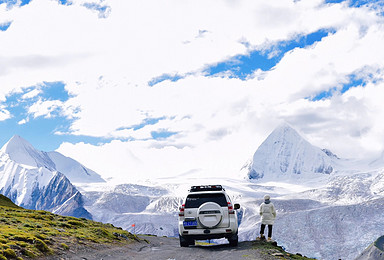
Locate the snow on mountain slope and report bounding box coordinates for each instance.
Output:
[0,152,91,218]
[248,123,335,180]
[47,151,104,183]
[274,197,384,260]
[1,135,55,170]
[82,183,179,237]
[0,135,104,183]
[295,169,384,205]
[0,153,53,206]
[0,135,96,218]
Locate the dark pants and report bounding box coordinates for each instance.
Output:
[260,224,273,238]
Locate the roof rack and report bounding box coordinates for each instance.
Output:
[189,185,224,192]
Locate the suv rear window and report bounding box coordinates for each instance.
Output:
[185,193,228,208]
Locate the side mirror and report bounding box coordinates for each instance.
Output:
[234,203,240,210]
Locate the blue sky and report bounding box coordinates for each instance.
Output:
[1,0,384,179]
[0,82,108,150]
[0,21,11,31]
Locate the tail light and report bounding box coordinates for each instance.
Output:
[179,204,185,217]
[228,202,235,214]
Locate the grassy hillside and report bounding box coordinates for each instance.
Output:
[0,195,138,260]
[251,240,316,259]
[0,195,21,209]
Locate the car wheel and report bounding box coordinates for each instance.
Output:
[228,234,238,247]
[179,235,190,247]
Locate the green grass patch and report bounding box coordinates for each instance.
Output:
[0,197,139,259]
[2,248,17,258]
[0,195,21,209]
[251,240,316,259]
[68,220,86,227]
[60,243,69,250]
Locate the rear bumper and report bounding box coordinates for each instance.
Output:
[178,224,237,240]
[179,232,236,240]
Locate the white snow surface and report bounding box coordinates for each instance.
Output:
[47,151,105,183]
[0,135,104,184]
[0,151,54,206]
[1,135,55,170]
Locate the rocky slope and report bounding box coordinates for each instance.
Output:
[355,235,384,260]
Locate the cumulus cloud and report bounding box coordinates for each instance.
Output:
[0,106,11,121]
[2,0,384,180]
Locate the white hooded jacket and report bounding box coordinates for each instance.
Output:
[259,201,276,225]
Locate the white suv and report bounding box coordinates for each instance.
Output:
[178,185,240,247]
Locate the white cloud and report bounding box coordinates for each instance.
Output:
[22,88,40,99]
[18,118,28,125]
[28,99,64,118]
[0,106,11,121]
[2,0,384,179]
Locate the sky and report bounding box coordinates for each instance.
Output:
[1,0,384,181]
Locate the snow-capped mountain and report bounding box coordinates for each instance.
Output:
[2,135,56,170]
[1,135,104,184]
[248,123,335,180]
[0,135,99,219]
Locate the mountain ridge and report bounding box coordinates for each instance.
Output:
[0,135,103,219]
[248,124,335,180]
[1,135,105,183]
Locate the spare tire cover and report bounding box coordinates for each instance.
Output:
[198,202,223,228]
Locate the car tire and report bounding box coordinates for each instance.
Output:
[179,235,191,247]
[228,234,238,247]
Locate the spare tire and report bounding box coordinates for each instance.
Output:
[198,202,223,228]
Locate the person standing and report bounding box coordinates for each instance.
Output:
[258,194,276,241]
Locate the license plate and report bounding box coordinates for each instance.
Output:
[183,220,197,227]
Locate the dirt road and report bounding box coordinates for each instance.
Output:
[40,235,308,260]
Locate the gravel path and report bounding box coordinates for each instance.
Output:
[38,236,296,260]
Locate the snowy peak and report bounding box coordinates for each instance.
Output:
[270,123,302,142]
[1,135,34,155]
[0,135,104,183]
[0,135,55,170]
[248,124,335,180]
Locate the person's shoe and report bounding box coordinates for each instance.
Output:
[256,234,265,240]
[267,237,272,242]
